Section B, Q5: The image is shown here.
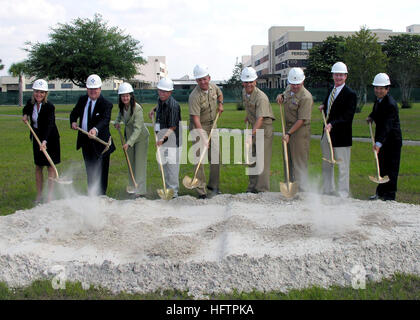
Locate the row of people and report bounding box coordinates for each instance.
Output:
[22,62,401,202]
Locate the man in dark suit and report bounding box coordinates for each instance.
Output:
[319,62,357,198]
[70,74,115,195]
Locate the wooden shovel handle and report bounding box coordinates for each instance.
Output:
[76,127,109,147]
[116,126,138,189]
[279,103,291,185]
[24,121,59,178]
[369,122,382,178]
[192,112,220,180]
[152,115,169,193]
[321,111,336,162]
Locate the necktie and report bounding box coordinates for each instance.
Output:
[327,87,337,120]
[87,100,92,129]
[36,103,40,113]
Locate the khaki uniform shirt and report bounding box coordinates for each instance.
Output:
[189,83,222,129]
[243,87,275,128]
[282,85,313,131]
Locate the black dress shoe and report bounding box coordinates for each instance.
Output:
[382,196,395,201]
[369,194,381,200]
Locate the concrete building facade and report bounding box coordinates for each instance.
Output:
[132,56,168,89]
[244,26,420,89]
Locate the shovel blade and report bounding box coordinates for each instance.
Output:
[182,175,201,189]
[51,177,73,185]
[279,182,299,198]
[157,188,174,200]
[369,175,390,184]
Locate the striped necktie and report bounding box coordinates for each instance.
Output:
[87,100,92,130]
[326,87,337,120]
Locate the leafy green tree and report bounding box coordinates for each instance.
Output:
[225,60,244,109]
[383,34,420,108]
[9,62,27,107]
[0,59,4,71]
[343,27,388,112]
[305,36,346,87]
[24,14,145,87]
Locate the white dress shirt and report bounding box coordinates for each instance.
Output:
[82,98,97,132]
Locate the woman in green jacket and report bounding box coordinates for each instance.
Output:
[114,83,149,196]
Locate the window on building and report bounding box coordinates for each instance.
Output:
[61,83,73,89]
[48,84,55,89]
[25,84,32,90]
[302,42,313,50]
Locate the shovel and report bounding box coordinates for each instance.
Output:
[114,123,138,194]
[24,120,72,185]
[183,112,220,189]
[321,111,342,164]
[152,116,174,200]
[243,122,254,167]
[76,127,111,155]
[368,122,390,184]
[278,103,298,198]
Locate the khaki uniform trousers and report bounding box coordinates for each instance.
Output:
[192,124,220,196]
[247,124,273,192]
[321,134,351,197]
[127,135,149,195]
[286,126,310,191]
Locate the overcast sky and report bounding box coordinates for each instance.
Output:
[0,0,419,80]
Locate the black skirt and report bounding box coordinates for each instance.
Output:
[31,127,61,166]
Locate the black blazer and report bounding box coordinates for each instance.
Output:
[69,94,115,156]
[323,85,357,147]
[23,99,60,143]
[369,94,402,146]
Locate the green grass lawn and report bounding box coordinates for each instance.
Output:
[1,102,419,216]
[0,102,419,299]
[0,273,419,300]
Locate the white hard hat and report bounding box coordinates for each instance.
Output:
[157,78,174,91]
[240,67,258,82]
[118,82,134,95]
[331,62,348,74]
[32,79,48,91]
[86,74,102,88]
[193,64,209,79]
[288,68,305,84]
[372,73,391,86]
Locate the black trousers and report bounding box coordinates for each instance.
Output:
[82,146,110,196]
[376,140,402,200]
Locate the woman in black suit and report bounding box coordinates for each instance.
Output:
[22,79,60,203]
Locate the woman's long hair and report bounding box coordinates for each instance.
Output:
[118,92,136,116]
[31,91,49,105]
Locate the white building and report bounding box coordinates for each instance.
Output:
[243,25,420,89]
[0,55,168,92]
[132,56,168,89]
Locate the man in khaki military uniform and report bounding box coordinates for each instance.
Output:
[276,68,313,191]
[241,67,275,193]
[188,64,224,199]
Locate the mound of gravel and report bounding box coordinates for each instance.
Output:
[0,192,419,298]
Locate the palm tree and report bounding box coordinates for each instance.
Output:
[9,62,27,107]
